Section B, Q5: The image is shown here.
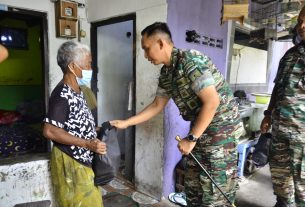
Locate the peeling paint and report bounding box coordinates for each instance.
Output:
[33,188,46,198]
[0,172,8,182]
[0,156,53,207]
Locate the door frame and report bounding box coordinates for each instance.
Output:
[0,7,49,107]
[90,13,136,181]
[91,13,136,122]
[3,7,49,107]
[0,7,50,151]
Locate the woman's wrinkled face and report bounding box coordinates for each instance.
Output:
[73,53,92,78]
[141,34,163,65]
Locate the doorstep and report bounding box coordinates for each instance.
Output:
[100,176,179,207]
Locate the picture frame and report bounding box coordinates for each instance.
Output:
[64,7,73,17]
[56,0,78,19]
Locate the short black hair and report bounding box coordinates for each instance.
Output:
[141,22,172,42]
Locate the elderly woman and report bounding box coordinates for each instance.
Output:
[43,41,105,207]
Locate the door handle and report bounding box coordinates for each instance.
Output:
[127,81,133,111]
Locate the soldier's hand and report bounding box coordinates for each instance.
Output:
[260,116,271,133]
[110,120,129,129]
[177,138,196,155]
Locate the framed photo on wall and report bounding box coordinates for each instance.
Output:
[56,0,77,20]
[64,7,73,17]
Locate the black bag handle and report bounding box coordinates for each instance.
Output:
[97,121,113,140]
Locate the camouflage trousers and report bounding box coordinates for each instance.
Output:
[270,132,305,207]
[184,123,242,207]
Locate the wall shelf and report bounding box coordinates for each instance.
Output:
[57,19,77,38]
[55,0,78,38]
[56,0,78,20]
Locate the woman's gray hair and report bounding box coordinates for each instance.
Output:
[57,41,90,73]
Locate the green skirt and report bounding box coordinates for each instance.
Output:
[51,146,103,207]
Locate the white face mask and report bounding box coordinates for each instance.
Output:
[77,69,93,86]
[69,64,93,86]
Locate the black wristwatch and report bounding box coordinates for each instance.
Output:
[264,110,272,116]
[187,134,199,142]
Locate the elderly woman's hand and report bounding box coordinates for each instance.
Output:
[86,139,107,155]
[260,116,271,133]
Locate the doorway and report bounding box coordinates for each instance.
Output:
[91,14,136,182]
[0,7,49,158]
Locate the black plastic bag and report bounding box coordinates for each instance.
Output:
[92,122,121,186]
[252,133,273,167]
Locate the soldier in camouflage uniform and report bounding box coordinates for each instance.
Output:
[111,22,243,206]
[260,6,305,207]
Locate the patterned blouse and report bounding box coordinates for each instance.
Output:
[44,81,96,166]
[156,48,240,134]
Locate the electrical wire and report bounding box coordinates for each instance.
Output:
[234,52,241,92]
[84,0,89,22]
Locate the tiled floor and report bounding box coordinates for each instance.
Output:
[101,164,275,207]
[100,176,179,207]
[235,164,276,207]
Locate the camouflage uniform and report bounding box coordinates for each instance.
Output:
[157,48,243,206]
[270,42,305,206]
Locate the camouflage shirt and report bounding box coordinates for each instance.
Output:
[272,42,305,135]
[156,48,240,134]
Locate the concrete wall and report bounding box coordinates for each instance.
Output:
[87,0,165,23]
[88,0,168,199]
[230,44,268,84]
[134,5,167,199]
[0,155,52,207]
[267,40,294,93]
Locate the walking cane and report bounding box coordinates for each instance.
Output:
[176,135,236,207]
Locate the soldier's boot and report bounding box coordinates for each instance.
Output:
[274,196,294,207]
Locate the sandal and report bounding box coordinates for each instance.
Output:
[168,192,187,206]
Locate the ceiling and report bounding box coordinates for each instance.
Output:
[242,0,304,33]
[234,0,305,49]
